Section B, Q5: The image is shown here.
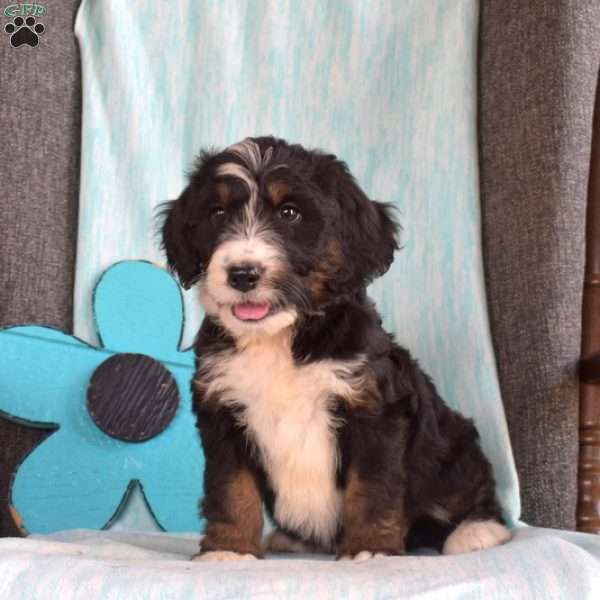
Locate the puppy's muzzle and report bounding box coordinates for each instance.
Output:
[227,263,263,292]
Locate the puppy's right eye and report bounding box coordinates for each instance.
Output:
[209,206,226,225]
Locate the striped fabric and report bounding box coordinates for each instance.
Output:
[74,0,519,526]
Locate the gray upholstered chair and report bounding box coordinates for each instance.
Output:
[1,0,598,538]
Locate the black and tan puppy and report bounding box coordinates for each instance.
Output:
[161,136,510,561]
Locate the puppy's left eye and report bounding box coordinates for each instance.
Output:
[209,205,226,224]
[279,204,302,224]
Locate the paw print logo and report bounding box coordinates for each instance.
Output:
[0,261,204,534]
[4,15,45,47]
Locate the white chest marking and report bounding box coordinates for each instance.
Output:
[198,333,367,546]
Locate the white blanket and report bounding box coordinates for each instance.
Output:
[1,527,598,599]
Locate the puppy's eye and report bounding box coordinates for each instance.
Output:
[279,204,302,224]
[209,206,226,224]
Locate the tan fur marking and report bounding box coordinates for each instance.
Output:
[215,182,232,205]
[267,181,290,206]
[307,239,342,299]
[199,469,264,557]
[339,468,408,558]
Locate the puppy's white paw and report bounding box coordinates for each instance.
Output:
[443,520,511,555]
[339,551,387,561]
[193,551,258,562]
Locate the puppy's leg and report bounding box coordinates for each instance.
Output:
[435,445,510,555]
[194,467,264,561]
[337,467,407,561]
[192,406,264,561]
[440,487,510,555]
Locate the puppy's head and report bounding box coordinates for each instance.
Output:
[161,137,398,339]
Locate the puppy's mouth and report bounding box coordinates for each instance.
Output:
[231,302,273,322]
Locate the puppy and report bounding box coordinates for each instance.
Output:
[161,136,510,561]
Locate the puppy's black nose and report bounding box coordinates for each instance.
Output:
[227,265,261,292]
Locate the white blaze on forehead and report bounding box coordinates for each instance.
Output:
[201,140,299,338]
[216,139,274,229]
[215,162,256,195]
[227,138,273,173]
[216,161,258,230]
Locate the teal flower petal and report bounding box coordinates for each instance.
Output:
[12,431,132,533]
[94,261,198,363]
[0,326,104,427]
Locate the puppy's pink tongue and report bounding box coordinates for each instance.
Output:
[233,303,270,321]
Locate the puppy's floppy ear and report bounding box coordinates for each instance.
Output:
[316,156,399,288]
[160,188,203,289]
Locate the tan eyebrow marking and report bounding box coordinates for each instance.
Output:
[267,181,290,206]
[215,182,232,205]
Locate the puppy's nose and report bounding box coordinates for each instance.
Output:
[227,265,262,292]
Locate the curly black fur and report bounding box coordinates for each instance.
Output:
[161,137,507,559]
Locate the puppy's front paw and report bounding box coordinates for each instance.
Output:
[192,551,258,562]
[338,551,388,562]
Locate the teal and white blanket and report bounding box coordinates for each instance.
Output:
[0,527,599,599]
[73,0,520,530]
